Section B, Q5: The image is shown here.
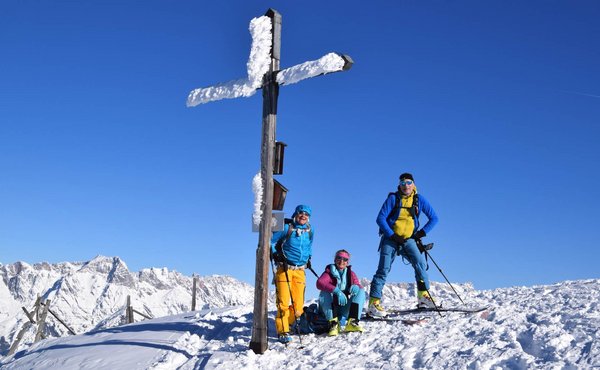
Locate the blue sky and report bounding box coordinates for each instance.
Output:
[2,1,599,299]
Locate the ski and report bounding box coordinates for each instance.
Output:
[386,306,489,316]
[362,315,429,325]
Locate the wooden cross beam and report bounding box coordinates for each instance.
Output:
[187,8,352,354]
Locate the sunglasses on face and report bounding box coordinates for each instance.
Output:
[335,256,349,262]
[400,180,414,186]
[297,211,310,217]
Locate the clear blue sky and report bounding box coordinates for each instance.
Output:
[2,1,599,299]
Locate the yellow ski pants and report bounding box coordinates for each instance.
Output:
[274,266,306,334]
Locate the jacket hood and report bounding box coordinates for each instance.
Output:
[292,204,312,217]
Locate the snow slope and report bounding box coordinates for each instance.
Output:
[1,279,598,369]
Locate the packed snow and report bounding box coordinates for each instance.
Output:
[1,277,598,369]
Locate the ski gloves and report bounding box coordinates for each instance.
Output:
[391,234,405,245]
[333,288,347,306]
[334,285,361,306]
[270,247,285,264]
[392,229,426,246]
[349,284,361,297]
[414,229,426,240]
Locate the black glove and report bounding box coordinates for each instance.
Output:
[391,234,405,245]
[414,229,426,240]
[306,257,312,270]
[271,251,285,263]
[417,240,434,253]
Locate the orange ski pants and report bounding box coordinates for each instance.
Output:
[274,266,306,334]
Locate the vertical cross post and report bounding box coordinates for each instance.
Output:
[249,9,281,355]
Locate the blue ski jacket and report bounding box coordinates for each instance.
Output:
[270,222,313,266]
[376,192,438,238]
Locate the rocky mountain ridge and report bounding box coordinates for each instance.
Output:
[0,256,255,356]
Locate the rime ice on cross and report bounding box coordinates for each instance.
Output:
[186,15,352,107]
[186,9,352,354]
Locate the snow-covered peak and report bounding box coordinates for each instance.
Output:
[0,257,255,356]
[79,255,124,272]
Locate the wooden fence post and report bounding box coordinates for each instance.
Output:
[192,274,197,311]
[40,301,77,336]
[126,295,134,324]
[34,295,41,322]
[9,298,41,355]
[7,322,32,356]
[34,299,51,343]
[8,297,78,355]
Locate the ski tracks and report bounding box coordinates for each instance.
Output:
[149,309,252,370]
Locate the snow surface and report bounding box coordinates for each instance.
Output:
[2,279,599,369]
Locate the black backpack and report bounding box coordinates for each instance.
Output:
[290,303,330,334]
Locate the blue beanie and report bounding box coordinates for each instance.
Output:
[293,204,312,217]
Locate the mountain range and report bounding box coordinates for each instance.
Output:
[0,256,255,356]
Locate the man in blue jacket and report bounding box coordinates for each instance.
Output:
[270,204,313,343]
[368,173,439,318]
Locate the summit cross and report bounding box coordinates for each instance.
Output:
[186,8,352,354]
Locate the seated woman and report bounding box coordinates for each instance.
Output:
[316,249,366,336]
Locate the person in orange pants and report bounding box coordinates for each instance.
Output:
[271,204,313,344]
[274,267,306,335]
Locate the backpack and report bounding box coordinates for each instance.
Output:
[392,192,419,219]
[379,192,420,236]
[273,218,313,260]
[290,303,330,335]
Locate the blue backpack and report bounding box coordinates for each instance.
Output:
[291,303,330,335]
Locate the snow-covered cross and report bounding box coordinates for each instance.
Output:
[186,9,352,354]
[186,14,352,107]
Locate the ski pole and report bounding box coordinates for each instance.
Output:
[283,263,304,348]
[416,238,466,305]
[424,287,444,317]
[423,249,466,306]
[307,265,319,279]
[305,258,319,279]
